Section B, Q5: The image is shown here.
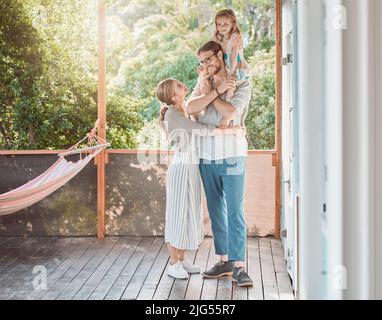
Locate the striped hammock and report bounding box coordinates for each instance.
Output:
[0,127,110,216]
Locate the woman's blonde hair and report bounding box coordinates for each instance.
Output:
[213,9,241,43]
[157,78,176,121]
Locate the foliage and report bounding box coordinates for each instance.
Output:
[1,0,275,150]
[0,0,144,149]
[246,48,275,149]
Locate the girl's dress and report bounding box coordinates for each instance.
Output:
[163,105,214,250]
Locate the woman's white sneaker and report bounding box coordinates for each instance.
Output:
[167,262,189,279]
[181,260,201,274]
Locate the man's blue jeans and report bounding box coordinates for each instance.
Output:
[199,157,246,261]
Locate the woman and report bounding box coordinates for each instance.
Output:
[156,78,245,279]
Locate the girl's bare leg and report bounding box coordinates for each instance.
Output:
[178,250,186,262]
[167,244,180,264]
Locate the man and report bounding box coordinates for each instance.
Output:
[187,41,253,287]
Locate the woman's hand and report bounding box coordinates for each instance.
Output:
[232,125,246,137]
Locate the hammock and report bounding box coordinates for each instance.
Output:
[0,121,110,216]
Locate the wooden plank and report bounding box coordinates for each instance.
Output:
[271,239,288,273]
[73,237,129,299]
[276,272,292,288]
[0,238,56,289]
[0,238,58,299]
[89,237,142,300]
[0,238,26,276]
[0,237,289,300]
[259,238,279,300]
[200,239,219,300]
[27,238,96,300]
[168,249,198,300]
[137,241,169,300]
[216,275,232,300]
[271,239,295,299]
[121,237,164,300]
[184,238,211,300]
[7,238,78,300]
[232,282,248,300]
[259,239,277,286]
[264,285,279,300]
[0,237,12,246]
[152,260,175,300]
[40,238,107,299]
[68,237,96,258]
[0,238,37,275]
[105,237,153,300]
[55,238,118,299]
[278,286,295,300]
[247,238,263,300]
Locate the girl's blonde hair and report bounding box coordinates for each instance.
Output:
[213,9,241,43]
[157,78,176,121]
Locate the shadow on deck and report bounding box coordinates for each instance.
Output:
[0,236,294,300]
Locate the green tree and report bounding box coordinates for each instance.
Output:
[1,0,276,150]
[246,48,275,150]
[0,0,144,150]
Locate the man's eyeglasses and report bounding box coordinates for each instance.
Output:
[199,52,217,66]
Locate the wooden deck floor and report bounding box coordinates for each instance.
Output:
[0,236,294,300]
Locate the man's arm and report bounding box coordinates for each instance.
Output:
[186,79,236,114]
[211,97,237,118]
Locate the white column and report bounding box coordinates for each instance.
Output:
[324,0,344,300]
[342,0,376,299]
[297,0,325,299]
[374,0,382,300]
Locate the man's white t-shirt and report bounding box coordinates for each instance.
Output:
[189,80,251,161]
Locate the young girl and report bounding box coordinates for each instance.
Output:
[157,78,245,280]
[213,9,251,128]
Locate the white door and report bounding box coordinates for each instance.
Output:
[281,0,297,288]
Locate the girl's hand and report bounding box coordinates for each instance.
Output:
[216,79,236,95]
[200,79,212,95]
[197,65,210,79]
[197,65,213,95]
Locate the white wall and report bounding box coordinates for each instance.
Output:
[375,0,382,300]
[283,0,381,299]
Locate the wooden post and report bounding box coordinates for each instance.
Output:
[274,0,282,239]
[97,0,106,239]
